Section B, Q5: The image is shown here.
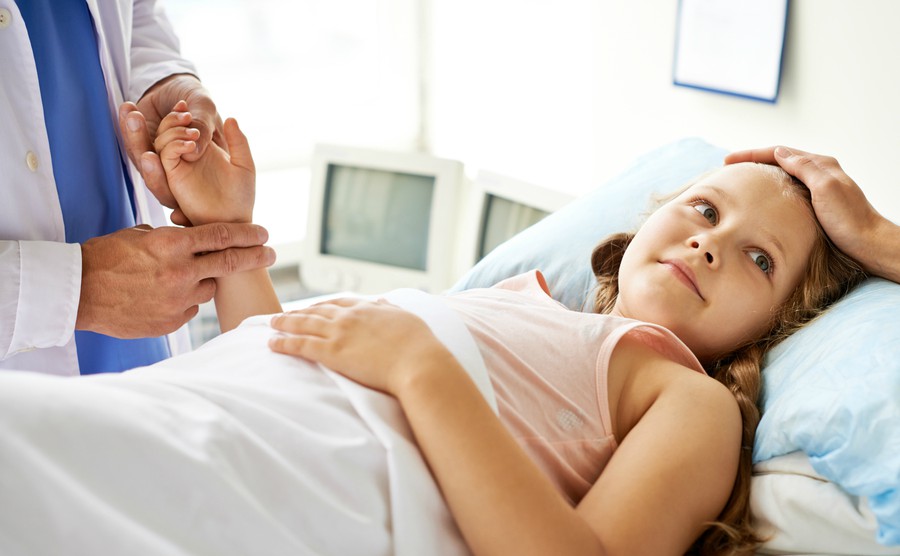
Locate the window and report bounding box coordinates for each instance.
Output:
[428,0,595,193]
[164,0,424,250]
[164,0,426,344]
[164,0,423,169]
[162,0,596,344]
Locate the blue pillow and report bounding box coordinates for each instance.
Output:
[449,137,727,310]
[754,278,900,545]
[450,137,900,546]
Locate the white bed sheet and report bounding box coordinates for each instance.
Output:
[8,288,894,555]
[752,452,900,556]
[0,289,485,556]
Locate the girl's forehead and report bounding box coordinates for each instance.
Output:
[700,163,777,185]
[681,165,818,239]
[687,164,799,201]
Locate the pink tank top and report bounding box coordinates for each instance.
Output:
[443,270,705,504]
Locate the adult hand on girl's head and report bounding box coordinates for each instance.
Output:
[725,146,896,280]
[268,298,456,396]
[119,74,225,226]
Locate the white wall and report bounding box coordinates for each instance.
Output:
[591,0,900,222]
[430,0,899,223]
[429,0,595,194]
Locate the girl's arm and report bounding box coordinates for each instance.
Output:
[269,300,742,555]
[213,268,281,332]
[155,104,281,330]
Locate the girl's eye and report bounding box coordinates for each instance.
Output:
[748,250,773,274]
[692,202,718,225]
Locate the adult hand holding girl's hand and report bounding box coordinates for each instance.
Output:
[150,101,280,331]
[153,100,255,226]
[118,74,224,226]
[268,299,457,396]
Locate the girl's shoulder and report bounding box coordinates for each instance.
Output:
[488,269,561,304]
[579,339,741,554]
[607,320,706,376]
[606,332,732,443]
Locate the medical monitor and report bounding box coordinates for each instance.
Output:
[457,170,574,270]
[302,144,464,294]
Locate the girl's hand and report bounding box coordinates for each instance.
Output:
[119,75,224,226]
[152,100,255,226]
[268,298,455,395]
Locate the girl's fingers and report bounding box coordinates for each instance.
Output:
[154,124,200,150]
[155,123,200,170]
[277,297,372,321]
[270,312,333,335]
[311,297,369,308]
[158,108,192,132]
[159,139,198,169]
[268,333,327,360]
[155,109,194,145]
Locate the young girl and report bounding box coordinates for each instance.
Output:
[0,108,869,554]
[145,104,871,555]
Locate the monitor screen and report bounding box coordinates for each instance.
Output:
[478,193,550,260]
[302,144,464,295]
[321,164,435,271]
[453,170,574,273]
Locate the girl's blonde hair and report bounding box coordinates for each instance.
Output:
[589,165,867,555]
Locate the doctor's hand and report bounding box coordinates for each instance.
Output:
[268,298,458,397]
[76,223,275,339]
[725,146,899,282]
[118,74,225,226]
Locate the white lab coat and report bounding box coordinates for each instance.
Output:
[0,0,196,376]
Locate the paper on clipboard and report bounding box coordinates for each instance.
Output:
[673,0,789,103]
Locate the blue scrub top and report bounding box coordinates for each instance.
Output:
[17,0,171,373]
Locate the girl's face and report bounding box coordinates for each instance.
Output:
[613,164,817,363]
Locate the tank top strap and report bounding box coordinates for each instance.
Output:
[594,319,706,440]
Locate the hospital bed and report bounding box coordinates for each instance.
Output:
[1,138,898,555]
[450,138,900,555]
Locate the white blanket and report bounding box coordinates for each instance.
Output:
[0,289,491,556]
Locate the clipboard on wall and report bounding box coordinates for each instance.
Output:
[673,0,789,103]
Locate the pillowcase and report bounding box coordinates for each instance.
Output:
[751,452,895,555]
[754,278,900,546]
[450,136,900,546]
[449,137,727,310]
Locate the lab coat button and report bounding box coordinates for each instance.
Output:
[0,9,11,29]
[26,151,38,171]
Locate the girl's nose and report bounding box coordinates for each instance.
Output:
[690,239,718,267]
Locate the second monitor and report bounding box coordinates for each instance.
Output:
[455,170,574,273]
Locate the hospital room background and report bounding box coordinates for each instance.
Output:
[3,2,897,554]
[160,0,900,345]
